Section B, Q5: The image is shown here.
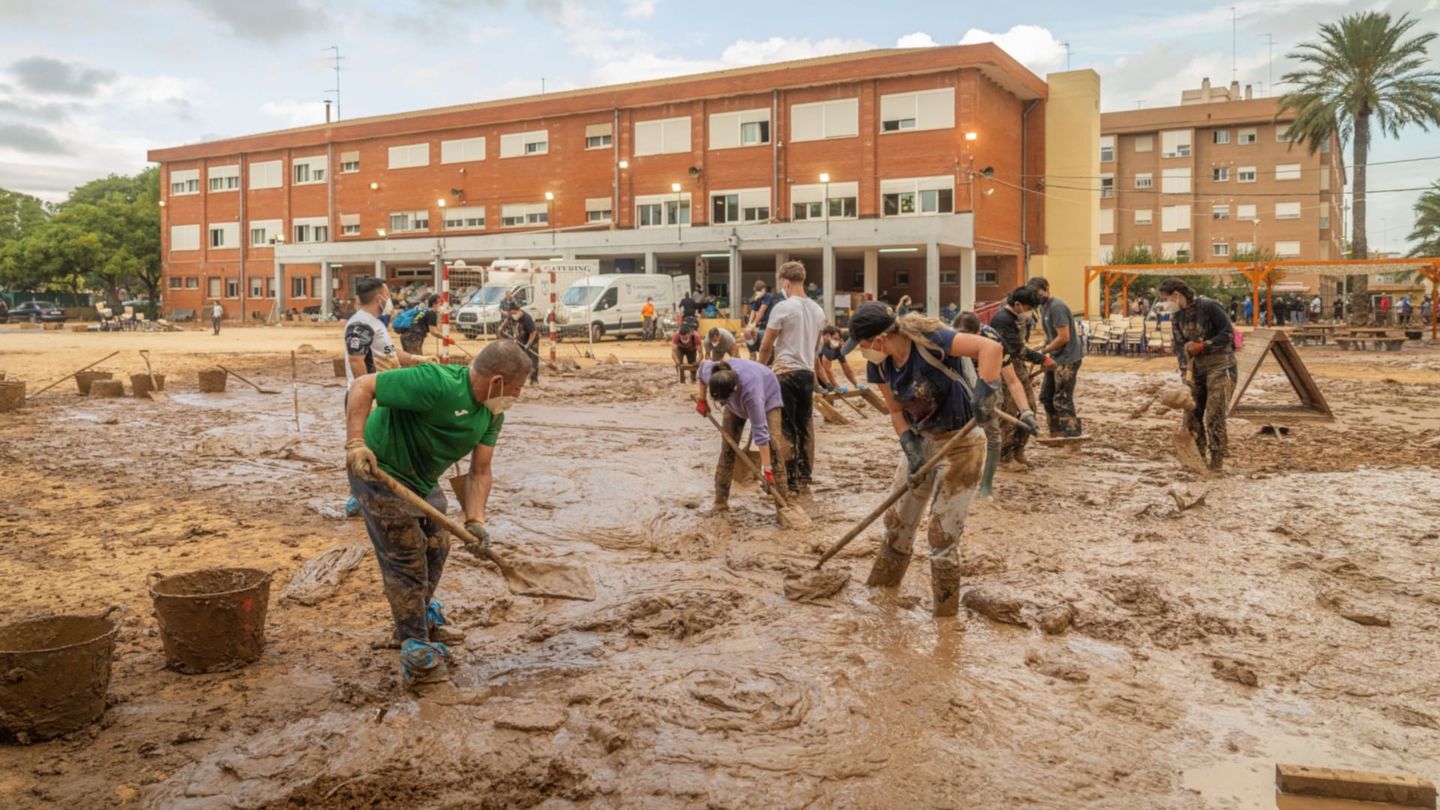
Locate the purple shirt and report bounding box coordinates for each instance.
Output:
[698,358,783,446]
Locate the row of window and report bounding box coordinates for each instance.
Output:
[1099,201,1324,235]
[168,89,962,197]
[1099,125,1319,162]
[1099,163,1317,197]
[165,275,321,298]
[168,177,955,250]
[1102,240,1304,262]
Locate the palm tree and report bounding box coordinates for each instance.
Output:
[1408,181,1440,258]
[1279,11,1440,321]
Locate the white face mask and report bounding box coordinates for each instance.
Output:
[860,341,887,364]
[828,339,841,349]
[485,376,519,415]
[381,296,394,316]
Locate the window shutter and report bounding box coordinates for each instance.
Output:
[915,88,954,129]
[585,123,612,138]
[791,103,823,142]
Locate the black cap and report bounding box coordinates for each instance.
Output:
[841,301,896,355]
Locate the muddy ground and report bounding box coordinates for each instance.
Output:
[1,325,1438,809]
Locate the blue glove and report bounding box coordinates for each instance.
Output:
[899,429,927,476]
[973,378,1000,424]
[837,386,850,394]
[857,384,867,391]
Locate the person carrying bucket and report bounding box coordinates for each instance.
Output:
[694,358,789,512]
[344,339,531,689]
[842,301,1003,617]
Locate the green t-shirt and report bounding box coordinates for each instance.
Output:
[364,363,503,493]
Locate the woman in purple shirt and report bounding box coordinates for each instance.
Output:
[694,358,788,511]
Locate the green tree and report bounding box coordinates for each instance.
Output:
[0,189,51,247]
[1408,180,1440,258]
[1279,11,1440,321]
[54,167,162,315]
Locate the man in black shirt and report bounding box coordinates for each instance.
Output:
[500,301,539,383]
[400,294,442,355]
[1159,277,1235,472]
[988,286,1047,460]
[679,290,700,326]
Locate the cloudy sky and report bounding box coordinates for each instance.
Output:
[1,0,1437,252]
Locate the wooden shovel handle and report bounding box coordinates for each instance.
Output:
[705,410,790,509]
[367,466,510,572]
[27,350,121,398]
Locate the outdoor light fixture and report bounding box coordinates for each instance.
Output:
[376,228,387,238]
[671,183,683,241]
[157,200,166,207]
[964,131,978,142]
[369,182,380,190]
[819,172,830,183]
[436,198,446,207]
[670,182,681,192]
[983,188,995,197]
[544,191,555,201]
[878,247,919,254]
[618,160,629,169]
[819,173,832,236]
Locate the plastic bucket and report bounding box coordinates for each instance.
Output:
[148,568,273,674]
[130,373,166,398]
[197,368,228,393]
[74,371,113,395]
[0,610,119,743]
[89,380,125,398]
[0,380,23,412]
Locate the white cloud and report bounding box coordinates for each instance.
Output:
[959,24,1067,73]
[623,0,656,18]
[717,36,873,66]
[260,99,329,127]
[896,32,939,49]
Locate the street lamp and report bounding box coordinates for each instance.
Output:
[819,172,831,236]
[545,191,556,245]
[671,182,682,242]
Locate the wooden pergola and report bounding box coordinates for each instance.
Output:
[1083,257,1440,339]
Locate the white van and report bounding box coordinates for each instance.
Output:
[554,274,689,341]
[455,260,595,338]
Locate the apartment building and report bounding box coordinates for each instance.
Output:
[1099,79,1346,295]
[148,46,1100,320]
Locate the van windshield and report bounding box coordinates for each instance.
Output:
[563,285,603,307]
[469,285,512,306]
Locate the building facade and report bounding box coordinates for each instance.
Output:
[1099,80,1345,295]
[148,46,1101,321]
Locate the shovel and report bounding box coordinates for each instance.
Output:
[705,411,812,530]
[814,411,1028,569]
[138,350,169,402]
[369,466,596,601]
[217,365,282,394]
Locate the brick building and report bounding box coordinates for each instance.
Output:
[148,45,1099,321]
[1099,79,1346,296]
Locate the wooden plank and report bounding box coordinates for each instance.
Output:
[1228,329,1333,421]
[813,396,848,425]
[1275,764,1437,807]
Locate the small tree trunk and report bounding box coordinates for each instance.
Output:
[1350,109,1371,323]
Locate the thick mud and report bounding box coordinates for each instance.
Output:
[0,334,1438,807]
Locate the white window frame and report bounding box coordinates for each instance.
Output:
[1134,209,1153,225]
[1212,167,1229,182]
[1134,172,1153,189]
[440,136,487,164]
[709,108,770,150]
[1236,204,1257,221]
[709,187,771,224]
[1212,204,1230,220]
[1275,240,1301,257]
[170,224,200,251]
[249,219,282,246]
[633,116,691,157]
[1212,242,1230,257]
[1237,166,1257,183]
[387,142,430,169]
[1100,173,1114,198]
[1275,163,1301,182]
[291,216,329,244]
[249,160,282,190]
[1237,127,1257,145]
[634,193,691,228]
[1275,202,1301,220]
[879,88,954,133]
[1099,135,1115,163]
[207,222,239,249]
[442,206,486,231]
[791,181,859,221]
[169,169,200,196]
[500,203,549,228]
[340,213,361,236]
[584,197,612,223]
[1100,208,1115,235]
[879,176,954,218]
[207,165,239,193]
[1161,241,1192,261]
[790,98,859,142]
[499,129,548,158]
[1212,130,1230,145]
[339,151,360,173]
[585,123,613,150]
[208,277,222,298]
[292,155,326,185]
[388,210,431,233]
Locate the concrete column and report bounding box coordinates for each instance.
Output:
[728,245,743,318]
[320,262,334,319]
[821,244,836,320]
[863,249,879,299]
[925,241,941,316]
[959,247,977,312]
[644,250,657,274]
[774,252,789,275]
[273,257,285,314]
[374,259,385,279]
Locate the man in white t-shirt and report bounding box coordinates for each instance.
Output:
[344,278,432,390]
[211,301,224,335]
[759,260,825,493]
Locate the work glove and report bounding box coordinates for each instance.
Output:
[1018,409,1039,435]
[695,398,710,418]
[857,383,867,391]
[1042,354,1058,370]
[345,439,379,481]
[837,386,850,394]
[899,428,927,476]
[761,465,776,492]
[973,377,1001,425]
[463,521,490,552]
[1185,341,1205,357]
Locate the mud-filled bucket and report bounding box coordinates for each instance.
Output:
[197,368,228,393]
[0,380,24,412]
[74,370,113,395]
[0,609,120,743]
[332,357,346,377]
[89,379,124,398]
[148,568,273,674]
[130,373,166,398]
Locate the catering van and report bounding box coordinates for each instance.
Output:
[553,274,690,341]
[454,259,595,338]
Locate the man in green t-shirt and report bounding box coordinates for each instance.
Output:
[344,339,531,689]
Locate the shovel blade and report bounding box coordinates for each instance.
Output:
[1172,424,1208,473]
[496,557,597,602]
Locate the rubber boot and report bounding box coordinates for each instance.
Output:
[978,436,1000,499]
[866,541,912,587]
[930,558,961,617]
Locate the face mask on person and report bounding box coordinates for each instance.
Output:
[827,339,841,349]
[485,376,519,414]
[860,336,887,364]
[510,311,522,321]
[381,296,394,316]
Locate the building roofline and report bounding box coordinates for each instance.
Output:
[148,44,1046,163]
[1100,97,1297,135]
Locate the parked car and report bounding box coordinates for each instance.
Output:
[8,301,67,323]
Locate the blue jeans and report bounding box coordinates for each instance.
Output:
[348,471,450,642]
